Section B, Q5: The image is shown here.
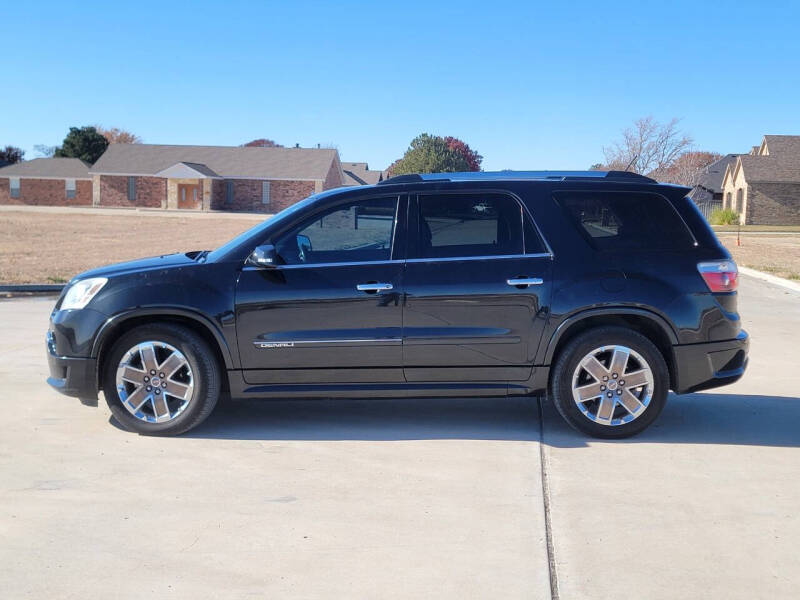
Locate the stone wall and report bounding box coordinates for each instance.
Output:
[0,177,92,206]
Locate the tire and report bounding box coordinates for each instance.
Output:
[102,323,221,436]
[549,326,669,439]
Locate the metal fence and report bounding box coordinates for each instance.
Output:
[695,201,722,222]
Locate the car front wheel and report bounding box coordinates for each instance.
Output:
[102,323,221,436]
[550,326,669,438]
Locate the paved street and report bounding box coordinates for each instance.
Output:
[0,275,798,599]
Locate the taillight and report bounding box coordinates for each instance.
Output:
[698,260,738,292]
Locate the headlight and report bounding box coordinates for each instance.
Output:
[61,277,108,310]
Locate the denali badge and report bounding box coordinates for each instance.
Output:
[257,342,295,349]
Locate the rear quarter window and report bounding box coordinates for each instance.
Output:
[555,191,695,251]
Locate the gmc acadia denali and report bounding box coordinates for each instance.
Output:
[46,171,749,438]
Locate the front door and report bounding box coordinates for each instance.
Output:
[235,194,405,384]
[177,184,201,209]
[402,191,552,382]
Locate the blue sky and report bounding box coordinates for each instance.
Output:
[2,0,799,170]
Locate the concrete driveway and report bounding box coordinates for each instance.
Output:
[0,275,798,599]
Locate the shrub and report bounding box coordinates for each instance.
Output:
[709,208,740,225]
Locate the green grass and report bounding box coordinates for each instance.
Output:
[46,276,68,284]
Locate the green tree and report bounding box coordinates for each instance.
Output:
[55,126,109,164]
[0,145,25,164]
[389,133,482,175]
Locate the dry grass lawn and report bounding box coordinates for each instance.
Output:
[0,211,263,284]
[717,233,800,280]
[2,210,800,284]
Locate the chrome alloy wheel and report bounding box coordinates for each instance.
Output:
[115,341,194,424]
[571,345,654,426]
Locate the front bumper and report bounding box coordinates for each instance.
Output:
[46,330,98,406]
[672,330,749,394]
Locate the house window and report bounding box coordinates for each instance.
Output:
[10,177,20,198]
[65,179,76,199]
[736,188,744,213]
[261,181,270,205]
[226,180,234,204]
[127,177,136,201]
[726,192,731,209]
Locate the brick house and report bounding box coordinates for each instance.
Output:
[721,135,800,225]
[88,144,347,212]
[341,162,385,185]
[0,158,93,206]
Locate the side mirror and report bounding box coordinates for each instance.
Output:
[248,244,278,268]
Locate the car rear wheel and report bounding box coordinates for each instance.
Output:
[102,324,220,436]
[550,326,669,438]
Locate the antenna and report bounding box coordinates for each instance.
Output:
[624,154,639,172]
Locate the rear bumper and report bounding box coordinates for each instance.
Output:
[46,332,98,406]
[672,330,749,394]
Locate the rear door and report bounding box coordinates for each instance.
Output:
[402,191,553,382]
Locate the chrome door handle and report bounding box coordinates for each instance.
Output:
[506,277,544,287]
[356,282,393,292]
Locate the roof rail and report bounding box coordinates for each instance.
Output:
[377,170,656,185]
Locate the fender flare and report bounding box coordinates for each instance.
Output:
[540,307,679,365]
[91,307,236,369]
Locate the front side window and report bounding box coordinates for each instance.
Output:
[226,180,234,204]
[66,179,76,198]
[556,191,694,251]
[127,176,136,201]
[10,177,20,198]
[413,193,525,259]
[274,196,398,265]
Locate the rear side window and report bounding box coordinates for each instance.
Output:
[415,193,526,259]
[555,191,694,251]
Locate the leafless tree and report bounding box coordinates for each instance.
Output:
[650,151,722,187]
[603,117,693,175]
[34,144,57,157]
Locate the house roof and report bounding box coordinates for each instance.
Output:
[155,162,221,178]
[0,157,91,179]
[762,135,800,156]
[722,135,800,187]
[695,154,740,193]
[734,154,800,183]
[90,144,339,181]
[341,161,384,185]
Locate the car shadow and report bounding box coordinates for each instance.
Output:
[542,392,800,448]
[166,392,800,447]
[184,396,542,442]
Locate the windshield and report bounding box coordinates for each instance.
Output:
[205,192,323,262]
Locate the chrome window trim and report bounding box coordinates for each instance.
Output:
[242,253,552,271]
[406,252,552,264]
[242,259,403,271]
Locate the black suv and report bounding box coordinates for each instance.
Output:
[46,171,749,438]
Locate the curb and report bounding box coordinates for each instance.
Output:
[0,284,65,294]
[739,267,800,293]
